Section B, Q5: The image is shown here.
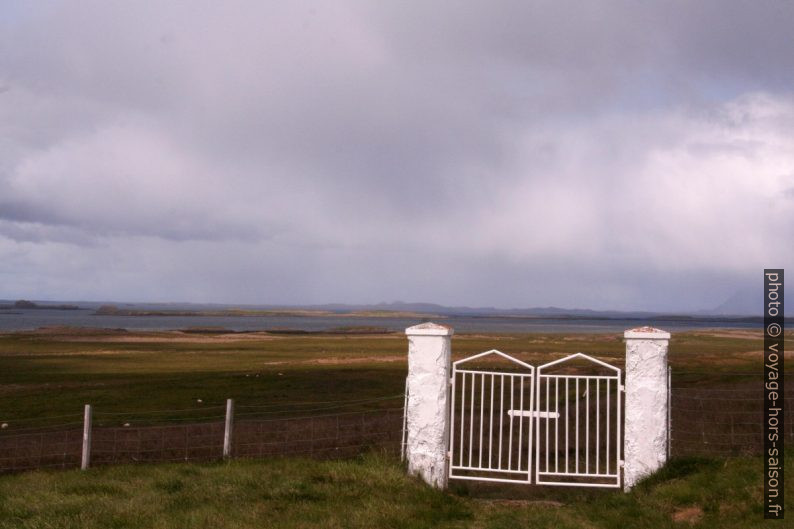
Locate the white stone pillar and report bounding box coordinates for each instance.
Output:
[405,322,453,488]
[623,326,671,490]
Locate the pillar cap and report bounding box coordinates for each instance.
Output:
[405,322,454,336]
[624,326,670,340]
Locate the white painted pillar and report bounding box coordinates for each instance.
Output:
[623,327,671,490]
[405,322,453,489]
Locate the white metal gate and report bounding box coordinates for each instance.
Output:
[449,350,534,483]
[535,353,622,488]
[449,351,623,488]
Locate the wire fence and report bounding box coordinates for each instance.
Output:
[670,372,793,457]
[1,374,791,475]
[0,427,83,472]
[0,398,405,474]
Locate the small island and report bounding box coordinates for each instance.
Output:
[0,300,81,310]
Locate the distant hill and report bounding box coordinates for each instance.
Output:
[275,301,772,321]
[706,285,791,317]
[302,301,662,318]
[1,297,789,319]
[709,288,762,316]
[0,299,81,310]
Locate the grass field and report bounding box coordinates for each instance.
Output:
[0,452,791,529]
[0,327,786,427]
[0,327,791,527]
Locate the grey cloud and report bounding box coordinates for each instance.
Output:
[0,220,101,247]
[0,1,792,311]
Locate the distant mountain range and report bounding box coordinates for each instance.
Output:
[285,301,781,320]
[298,302,664,318]
[0,292,784,320]
[707,288,763,316]
[0,288,788,318]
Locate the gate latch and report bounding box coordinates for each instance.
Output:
[507,410,561,419]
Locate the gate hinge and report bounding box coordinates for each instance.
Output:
[450,377,454,385]
[619,384,625,392]
[619,460,625,467]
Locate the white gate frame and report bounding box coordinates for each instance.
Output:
[404,323,669,492]
[449,350,535,484]
[535,353,622,488]
[448,351,623,488]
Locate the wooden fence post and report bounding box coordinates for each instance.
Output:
[81,404,92,470]
[667,366,672,459]
[223,399,234,460]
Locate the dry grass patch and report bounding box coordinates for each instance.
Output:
[672,505,703,524]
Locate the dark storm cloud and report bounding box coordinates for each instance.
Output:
[0,1,792,311]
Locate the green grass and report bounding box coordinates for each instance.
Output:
[0,328,788,427]
[0,453,790,528]
[1,328,791,527]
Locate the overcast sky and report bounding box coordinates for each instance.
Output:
[1,1,792,312]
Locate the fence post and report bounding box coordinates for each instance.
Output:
[404,322,453,489]
[667,366,672,460]
[623,327,670,490]
[401,377,409,462]
[81,404,92,470]
[223,399,234,460]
